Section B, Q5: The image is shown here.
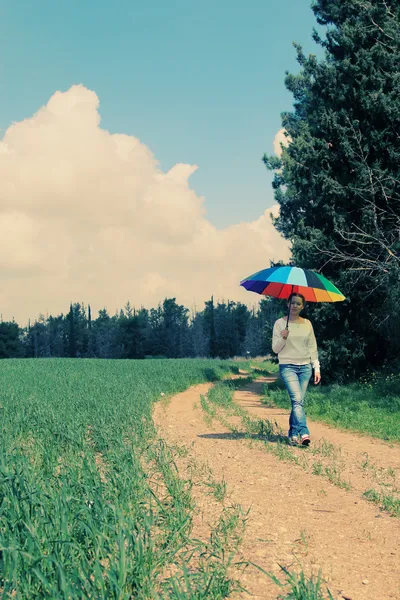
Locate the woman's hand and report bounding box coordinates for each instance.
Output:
[281,328,289,340]
[314,371,321,385]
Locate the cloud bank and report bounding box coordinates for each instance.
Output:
[0,85,290,324]
[273,128,291,157]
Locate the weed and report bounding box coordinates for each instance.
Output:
[363,488,400,518]
[312,461,323,476]
[251,563,334,600]
[205,477,228,502]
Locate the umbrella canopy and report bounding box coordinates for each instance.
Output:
[240,266,345,302]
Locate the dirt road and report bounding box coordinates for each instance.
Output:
[153,378,400,599]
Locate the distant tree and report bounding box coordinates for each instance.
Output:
[213,301,239,358]
[242,311,263,357]
[258,297,283,356]
[23,320,35,358]
[23,315,51,358]
[74,303,90,357]
[162,298,190,358]
[67,303,77,358]
[92,308,120,358]
[0,321,23,358]
[204,297,217,358]
[234,303,251,353]
[118,313,146,359]
[47,315,65,357]
[87,304,96,357]
[147,305,165,357]
[189,311,210,357]
[124,301,134,319]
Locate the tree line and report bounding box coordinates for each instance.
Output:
[0,297,282,363]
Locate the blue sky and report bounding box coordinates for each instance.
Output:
[0,0,320,228]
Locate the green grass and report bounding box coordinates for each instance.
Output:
[204,477,228,502]
[269,566,334,600]
[263,374,400,443]
[0,358,243,599]
[251,563,334,600]
[363,489,400,518]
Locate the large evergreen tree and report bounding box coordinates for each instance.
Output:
[264,0,400,380]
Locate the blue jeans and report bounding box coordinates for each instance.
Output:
[279,364,312,438]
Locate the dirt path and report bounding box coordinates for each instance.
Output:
[153,379,400,600]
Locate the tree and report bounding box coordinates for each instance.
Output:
[189,310,210,357]
[234,302,251,353]
[204,297,217,358]
[264,0,400,380]
[87,304,96,357]
[258,297,283,356]
[23,315,53,358]
[162,298,190,358]
[67,303,77,358]
[47,315,66,357]
[118,312,146,359]
[242,311,262,357]
[23,320,35,358]
[93,308,119,358]
[0,321,23,358]
[73,303,90,357]
[147,305,166,357]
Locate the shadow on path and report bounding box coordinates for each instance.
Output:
[197,431,289,445]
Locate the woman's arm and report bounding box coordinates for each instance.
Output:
[272,319,286,354]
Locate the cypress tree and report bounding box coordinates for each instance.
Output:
[264,0,400,380]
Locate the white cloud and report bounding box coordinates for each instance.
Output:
[0,85,291,324]
[273,128,291,157]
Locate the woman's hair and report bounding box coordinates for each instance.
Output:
[288,292,306,306]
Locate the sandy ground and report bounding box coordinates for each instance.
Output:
[153,377,400,600]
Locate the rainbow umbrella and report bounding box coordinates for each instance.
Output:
[240,265,346,328]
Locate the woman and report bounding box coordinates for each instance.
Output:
[272,293,321,446]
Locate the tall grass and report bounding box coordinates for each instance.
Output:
[0,358,239,598]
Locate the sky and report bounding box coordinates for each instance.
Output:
[0,0,322,326]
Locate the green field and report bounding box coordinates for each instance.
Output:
[2,358,399,599]
[0,358,240,599]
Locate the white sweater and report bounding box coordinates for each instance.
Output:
[272,317,320,372]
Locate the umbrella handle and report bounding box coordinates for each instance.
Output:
[286,285,294,329]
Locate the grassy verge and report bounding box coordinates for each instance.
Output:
[262,373,400,443]
[0,358,244,599]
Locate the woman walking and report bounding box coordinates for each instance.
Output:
[272,293,321,446]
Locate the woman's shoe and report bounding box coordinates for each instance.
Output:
[301,434,311,446]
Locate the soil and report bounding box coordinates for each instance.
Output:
[153,377,400,600]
